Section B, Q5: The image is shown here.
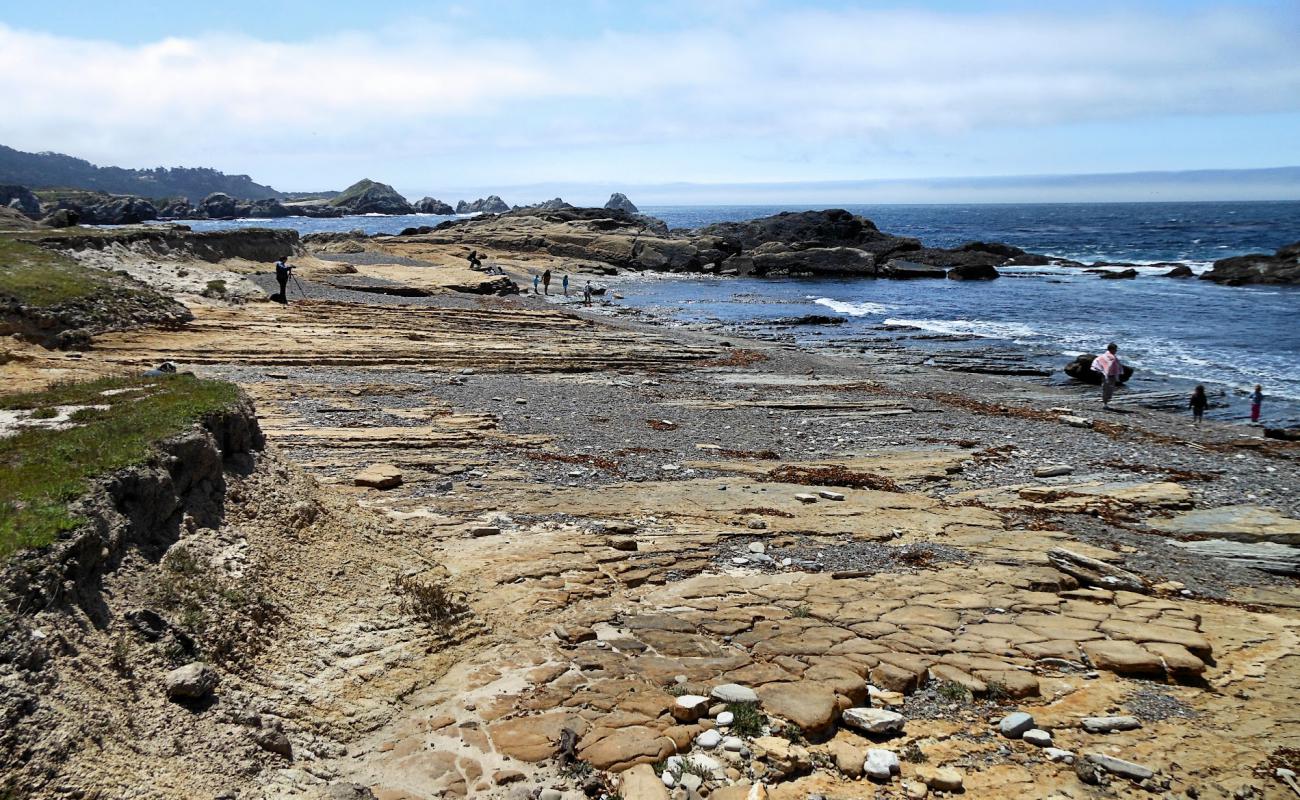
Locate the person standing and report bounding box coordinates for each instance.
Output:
[1190,385,1208,424]
[1091,342,1124,409]
[583,281,593,306]
[562,274,569,296]
[274,255,292,304]
[532,274,541,294]
[1250,384,1264,423]
[542,269,552,295]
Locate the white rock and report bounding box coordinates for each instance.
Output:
[1044,747,1075,764]
[1034,464,1075,478]
[1022,729,1053,747]
[722,736,744,752]
[732,557,750,565]
[863,749,900,782]
[679,774,703,793]
[999,711,1035,739]
[1080,715,1141,734]
[673,694,711,721]
[842,707,905,735]
[661,771,676,788]
[716,711,735,726]
[696,729,722,749]
[818,490,846,501]
[748,542,766,554]
[1086,754,1154,781]
[1060,415,1094,428]
[711,684,759,704]
[794,493,818,504]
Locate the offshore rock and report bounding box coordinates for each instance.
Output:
[1201,240,1300,285]
[456,195,510,214]
[331,179,414,215]
[1064,353,1134,385]
[606,192,639,213]
[415,197,455,214]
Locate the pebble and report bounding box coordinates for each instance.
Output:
[722,736,744,752]
[794,493,818,503]
[748,542,766,554]
[1060,415,1094,428]
[1044,748,1076,764]
[999,711,1035,739]
[540,791,563,800]
[1034,464,1075,477]
[1022,729,1053,747]
[514,398,527,404]
[716,711,735,726]
[696,730,722,749]
[863,749,900,782]
[469,526,501,537]
[1081,715,1141,734]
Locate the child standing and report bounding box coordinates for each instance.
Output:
[1250,384,1264,423]
[1190,385,1208,424]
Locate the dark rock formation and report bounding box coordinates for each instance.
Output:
[197,192,239,218]
[1097,268,1138,279]
[456,195,510,214]
[698,209,918,260]
[605,192,638,213]
[1200,242,1300,285]
[72,196,159,225]
[515,198,573,212]
[768,314,846,326]
[947,263,1000,281]
[415,197,455,214]
[38,227,301,264]
[1064,353,1135,385]
[752,246,877,277]
[1,185,42,218]
[39,208,79,228]
[329,180,414,215]
[157,198,193,218]
[882,260,947,279]
[1163,264,1194,278]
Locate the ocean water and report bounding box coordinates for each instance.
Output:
[167,201,1300,425]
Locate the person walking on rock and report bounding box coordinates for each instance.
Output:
[562,274,569,296]
[542,269,552,295]
[274,255,293,304]
[1250,384,1264,424]
[1190,384,1208,425]
[1092,342,1124,409]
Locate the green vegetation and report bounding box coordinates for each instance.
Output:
[984,679,1011,703]
[790,603,812,618]
[781,723,805,745]
[203,279,227,298]
[328,178,384,207]
[935,680,972,703]
[151,542,278,664]
[0,236,112,307]
[725,701,767,737]
[0,374,240,561]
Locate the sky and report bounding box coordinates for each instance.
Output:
[1,0,1299,203]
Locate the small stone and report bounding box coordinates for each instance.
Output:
[165,662,219,700]
[818,490,845,501]
[748,542,766,554]
[1034,464,1075,478]
[609,536,639,552]
[323,784,377,800]
[903,780,928,800]
[716,711,735,726]
[1060,415,1094,429]
[353,463,402,489]
[696,729,723,749]
[794,493,818,504]
[514,398,528,405]
[1086,753,1154,781]
[1080,715,1141,734]
[722,736,744,752]
[553,625,596,644]
[469,526,501,538]
[1022,729,1053,747]
[916,766,963,792]
[253,727,293,759]
[841,707,905,736]
[540,790,563,800]
[492,771,526,786]
[711,684,759,704]
[863,749,899,782]
[999,711,1035,739]
[679,774,703,793]
[1044,747,1075,764]
[746,518,767,530]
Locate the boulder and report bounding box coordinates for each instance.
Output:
[1163,264,1194,278]
[619,763,669,800]
[354,463,403,489]
[415,197,455,214]
[1063,353,1134,386]
[841,707,905,736]
[752,247,876,277]
[331,180,414,215]
[1097,268,1138,279]
[1022,729,1053,747]
[165,662,219,700]
[605,192,639,213]
[1200,241,1300,285]
[0,185,42,218]
[198,192,240,218]
[1080,716,1141,734]
[999,712,1035,739]
[947,263,1000,280]
[863,748,899,782]
[39,208,79,228]
[77,195,158,225]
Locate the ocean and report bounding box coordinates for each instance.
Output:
[168,201,1300,425]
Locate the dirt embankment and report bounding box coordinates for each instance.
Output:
[30,226,302,264]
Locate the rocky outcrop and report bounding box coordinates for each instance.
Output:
[415,197,455,214]
[193,193,291,220]
[882,259,946,279]
[605,192,639,213]
[1097,268,1138,279]
[38,208,78,228]
[67,195,159,225]
[1163,264,1194,278]
[1200,241,1300,285]
[947,263,1000,280]
[37,226,301,264]
[515,198,573,212]
[456,195,510,214]
[1064,353,1135,385]
[1,184,42,218]
[157,198,193,218]
[752,246,876,277]
[330,180,414,215]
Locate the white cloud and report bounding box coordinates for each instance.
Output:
[0,6,1297,188]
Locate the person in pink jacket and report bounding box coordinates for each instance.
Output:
[1092,342,1124,409]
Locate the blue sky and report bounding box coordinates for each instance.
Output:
[1,1,1298,202]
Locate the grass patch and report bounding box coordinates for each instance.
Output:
[725,701,766,738]
[934,680,972,703]
[0,374,240,562]
[202,279,228,298]
[0,236,112,307]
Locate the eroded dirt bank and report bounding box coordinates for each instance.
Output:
[1,229,1297,800]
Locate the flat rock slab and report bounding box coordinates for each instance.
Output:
[757,681,838,735]
[1086,754,1155,781]
[1150,504,1300,544]
[354,463,403,489]
[842,707,905,736]
[1081,715,1141,734]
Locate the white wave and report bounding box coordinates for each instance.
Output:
[883,318,1039,340]
[814,298,892,316]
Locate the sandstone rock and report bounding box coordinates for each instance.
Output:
[470,526,501,538]
[165,662,219,700]
[863,748,899,782]
[841,707,905,736]
[1086,753,1154,781]
[818,490,845,501]
[794,493,818,504]
[1043,747,1075,764]
[554,624,596,644]
[752,736,811,779]
[673,695,710,723]
[757,682,837,736]
[1080,716,1141,734]
[354,463,402,489]
[1022,729,1053,747]
[915,766,963,792]
[1034,464,1074,478]
[324,783,377,800]
[903,780,928,799]
[827,740,864,778]
[999,711,1035,739]
[620,763,670,800]
[609,536,639,551]
[711,684,758,704]
[1082,640,1163,675]
[582,726,674,770]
